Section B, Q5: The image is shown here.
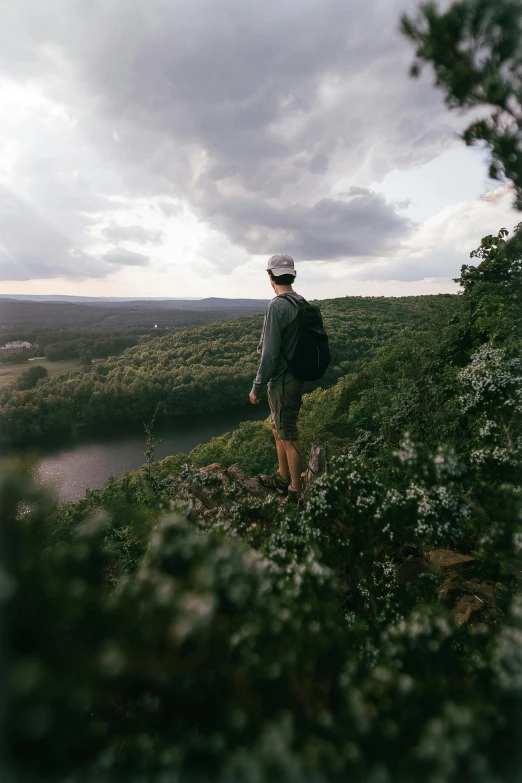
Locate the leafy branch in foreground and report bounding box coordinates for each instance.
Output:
[454,224,522,293]
[2,396,521,782]
[401,0,522,208]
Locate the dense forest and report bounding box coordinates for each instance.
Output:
[0,297,267,364]
[0,294,459,445]
[3,225,521,782]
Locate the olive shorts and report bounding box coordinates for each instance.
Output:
[268,378,304,441]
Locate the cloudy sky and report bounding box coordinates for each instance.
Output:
[0,0,519,300]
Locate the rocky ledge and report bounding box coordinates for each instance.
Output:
[171,452,501,626]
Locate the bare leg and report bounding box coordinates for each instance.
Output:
[282,440,302,492]
[272,428,290,481]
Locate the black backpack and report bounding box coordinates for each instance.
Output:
[280,294,331,381]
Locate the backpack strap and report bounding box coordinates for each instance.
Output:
[280,293,308,308]
[279,294,306,367]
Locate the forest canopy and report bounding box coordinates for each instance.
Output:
[0,294,459,446]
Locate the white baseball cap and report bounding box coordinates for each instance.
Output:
[267,254,296,277]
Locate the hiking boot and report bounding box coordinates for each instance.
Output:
[257,472,290,495]
[286,486,302,506]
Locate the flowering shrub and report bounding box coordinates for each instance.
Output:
[459,344,522,474]
[3,450,521,782]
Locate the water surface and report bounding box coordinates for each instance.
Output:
[12,406,269,503]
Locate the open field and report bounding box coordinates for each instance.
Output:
[0,358,81,388]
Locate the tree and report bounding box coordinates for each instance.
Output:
[15,364,48,391]
[79,350,93,369]
[454,224,522,293]
[401,0,522,209]
[451,224,522,350]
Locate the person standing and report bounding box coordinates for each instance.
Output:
[249,254,305,503]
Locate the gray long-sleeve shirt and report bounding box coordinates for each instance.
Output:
[251,292,303,397]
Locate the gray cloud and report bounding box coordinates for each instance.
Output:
[0,185,156,280]
[348,254,463,282]
[103,224,164,244]
[0,0,463,279]
[103,248,149,267]
[0,185,109,280]
[158,201,183,217]
[206,187,414,260]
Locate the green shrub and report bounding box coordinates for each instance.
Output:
[15,364,48,391]
[190,419,275,475]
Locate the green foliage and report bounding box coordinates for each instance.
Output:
[190,419,276,475]
[2,462,345,782]
[284,329,459,470]
[15,364,48,391]
[0,298,266,349]
[455,225,522,294]
[44,335,138,361]
[79,351,93,369]
[142,408,163,484]
[449,224,522,359]
[458,344,522,499]
[2,397,521,781]
[402,0,522,208]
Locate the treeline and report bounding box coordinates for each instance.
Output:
[44,335,138,361]
[0,298,268,335]
[0,348,39,364]
[3,227,521,782]
[0,295,459,446]
[0,298,269,363]
[0,332,141,364]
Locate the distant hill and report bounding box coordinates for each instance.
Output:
[0,295,269,309]
[161,298,270,309]
[0,297,270,363]
[0,295,198,302]
[0,298,269,336]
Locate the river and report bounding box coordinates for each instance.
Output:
[11,406,269,503]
